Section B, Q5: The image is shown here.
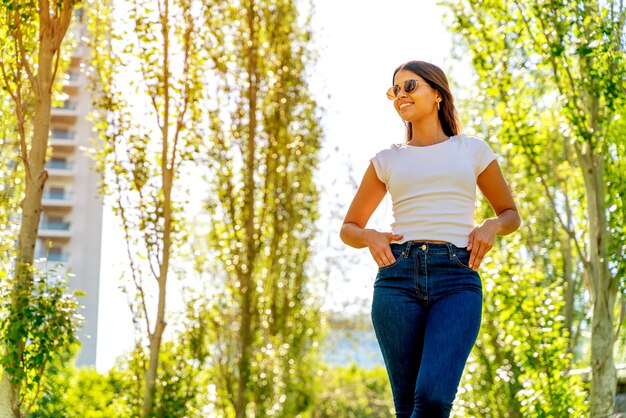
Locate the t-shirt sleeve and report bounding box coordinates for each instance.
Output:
[370,150,390,185]
[473,139,497,176]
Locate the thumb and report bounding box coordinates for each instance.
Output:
[388,233,403,241]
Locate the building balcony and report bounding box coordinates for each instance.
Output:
[38,221,72,238]
[42,191,73,208]
[35,251,70,263]
[51,101,78,123]
[50,130,76,149]
[45,160,75,177]
[63,74,80,95]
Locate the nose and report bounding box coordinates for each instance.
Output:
[397,89,409,99]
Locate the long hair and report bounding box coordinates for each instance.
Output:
[392,61,462,142]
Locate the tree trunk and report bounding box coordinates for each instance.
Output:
[142,273,168,417]
[235,271,254,418]
[0,374,12,418]
[234,1,259,417]
[577,145,617,417]
[7,32,54,418]
[590,290,616,416]
[563,233,578,357]
[143,1,173,409]
[142,168,172,417]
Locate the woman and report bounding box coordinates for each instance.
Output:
[339,61,521,417]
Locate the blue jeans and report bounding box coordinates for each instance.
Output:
[371,241,482,418]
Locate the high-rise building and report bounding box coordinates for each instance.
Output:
[34,9,103,366]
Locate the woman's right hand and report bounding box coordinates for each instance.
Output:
[365,230,404,268]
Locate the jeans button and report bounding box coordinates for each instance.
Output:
[421,244,427,250]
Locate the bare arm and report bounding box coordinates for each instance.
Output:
[340,162,387,248]
[340,162,403,266]
[467,159,522,268]
[476,160,521,234]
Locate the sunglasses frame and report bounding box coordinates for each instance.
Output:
[387,79,431,100]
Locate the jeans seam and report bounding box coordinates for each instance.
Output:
[424,253,429,298]
[452,253,473,271]
[413,254,427,299]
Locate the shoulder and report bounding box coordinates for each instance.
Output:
[372,143,404,158]
[457,133,490,147]
[371,144,403,183]
[458,133,497,154]
[383,143,405,152]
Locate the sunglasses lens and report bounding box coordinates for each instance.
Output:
[404,79,417,94]
[387,80,422,99]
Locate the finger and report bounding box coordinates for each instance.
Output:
[387,233,404,242]
[379,246,397,265]
[467,230,475,251]
[375,254,389,267]
[470,251,480,269]
[379,258,392,267]
[474,243,493,269]
[383,251,396,266]
[472,257,483,270]
[470,243,485,269]
[469,242,480,268]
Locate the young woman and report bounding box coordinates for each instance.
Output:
[339,61,521,417]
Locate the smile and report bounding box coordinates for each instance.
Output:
[399,103,413,109]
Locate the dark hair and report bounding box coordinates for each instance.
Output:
[392,61,462,141]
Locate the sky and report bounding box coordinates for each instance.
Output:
[95,0,471,372]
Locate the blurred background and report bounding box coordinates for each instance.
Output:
[1,0,625,417]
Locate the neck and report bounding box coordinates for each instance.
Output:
[407,123,448,146]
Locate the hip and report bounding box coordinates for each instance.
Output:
[374,241,482,297]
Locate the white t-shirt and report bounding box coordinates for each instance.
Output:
[370,133,497,248]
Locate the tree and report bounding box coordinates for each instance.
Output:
[0,2,82,417]
[87,0,207,415]
[452,233,587,416]
[445,0,626,415]
[444,77,589,416]
[192,0,324,415]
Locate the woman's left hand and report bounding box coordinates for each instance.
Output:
[467,218,500,270]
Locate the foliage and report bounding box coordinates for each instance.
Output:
[87,0,207,415]
[29,343,395,418]
[30,337,206,417]
[0,271,82,416]
[452,235,588,417]
[0,1,83,416]
[0,92,22,275]
[87,0,204,312]
[444,0,626,414]
[86,0,326,415]
[190,0,326,416]
[28,345,119,418]
[309,364,394,418]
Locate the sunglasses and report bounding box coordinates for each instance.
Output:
[386,79,430,100]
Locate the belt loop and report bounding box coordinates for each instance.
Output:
[446,243,454,260]
[403,241,413,258]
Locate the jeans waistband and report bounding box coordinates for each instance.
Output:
[390,241,467,256]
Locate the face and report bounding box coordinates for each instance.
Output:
[391,69,440,122]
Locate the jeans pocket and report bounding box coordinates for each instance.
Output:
[452,251,474,270]
[378,250,403,271]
